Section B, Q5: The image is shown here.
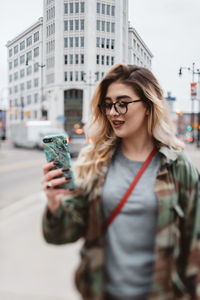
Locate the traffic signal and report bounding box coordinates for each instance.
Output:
[187,125,193,132]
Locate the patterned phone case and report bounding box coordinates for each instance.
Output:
[43,134,76,190]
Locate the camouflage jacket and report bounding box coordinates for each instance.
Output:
[42,146,200,300]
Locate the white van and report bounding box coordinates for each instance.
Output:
[9,121,67,149]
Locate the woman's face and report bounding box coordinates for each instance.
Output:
[104,82,148,140]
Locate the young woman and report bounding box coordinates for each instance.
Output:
[42,64,200,300]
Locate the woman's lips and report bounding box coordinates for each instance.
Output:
[111,120,125,128]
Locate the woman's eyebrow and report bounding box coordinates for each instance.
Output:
[104,95,131,101]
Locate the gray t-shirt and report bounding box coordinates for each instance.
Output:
[102,149,160,299]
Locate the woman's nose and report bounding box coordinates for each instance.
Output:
[109,104,118,116]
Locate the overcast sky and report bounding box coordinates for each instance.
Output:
[1,0,200,112]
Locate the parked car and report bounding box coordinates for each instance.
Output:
[68,128,91,157]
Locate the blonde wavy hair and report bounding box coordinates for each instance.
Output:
[74,64,184,192]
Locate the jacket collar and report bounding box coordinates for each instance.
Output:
[157,146,181,174]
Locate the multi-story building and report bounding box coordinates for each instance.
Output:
[6,1,153,132]
[6,18,44,123]
[43,0,128,130]
[128,23,153,69]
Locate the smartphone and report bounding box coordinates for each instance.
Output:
[43,134,76,190]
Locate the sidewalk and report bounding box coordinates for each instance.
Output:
[0,192,81,300]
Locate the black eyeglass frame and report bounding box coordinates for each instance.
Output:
[98,99,144,116]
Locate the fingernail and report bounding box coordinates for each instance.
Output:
[62,168,70,172]
[53,161,62,166]
[65,175,72,180]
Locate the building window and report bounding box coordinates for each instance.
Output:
[107,5,110,15]
[9,62,12,70]
[111,56,114,65]
[20,69,25,78]
[111,23,115,33]
[70,54,73,64]
[34,47,39,57]
[64,55,68,64]
[9,49,12,57]
[27,95,32,105]
[34,62,39,72]
[96,54,99,64]
[20,83,25,91]
[14,45,18,54]
[26,65,32,75]
[64,37,68,48]
[27,51,32,61]
[9,74,12,82]
[75,2,79,13]
[70,71,73,81]
[69,2,73,14]
[96,37,100,47]
[34,78,39,87]
[102,3,105,14]
[27,80,32,89]
[80,2,85,13]
[70,37,73,47]
[75,71,78,81]
[26,36,32,47]
[34,93,38,103]
[75,19,79,30]
[101,21,105,31]
[81,71,84,81]
[64,72,68,81]
[14,58,18,67]
[75,37,79,47]
[20,55,25,64]
[96,2,100,13]
[95,72,99,81]
[69,20,73,30]
[34,31,39,42]
[101,38,105,48]
[34,110,38,119]
[64,20,68,31]
[106,56,110,65]
[101,55,104,65]
[80,54,84,64]
[75,54,79,64]
[106,39,110,49]
[111,6,115,16]
[80,37,84,47]
[106,22,110,32]
[111,39,115,49]
[64,3,68,14]
[80,19,84,30]
[20,41,25,51]
[96,20,100,31]
[14,85,18,93]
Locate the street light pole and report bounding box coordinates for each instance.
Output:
[179,62,200,148]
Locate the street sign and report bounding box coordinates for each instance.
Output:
[56,115,66,121]
[191,82,197,100]
[165,96,176,101]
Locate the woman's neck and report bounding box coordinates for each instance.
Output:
[121,135,154,161]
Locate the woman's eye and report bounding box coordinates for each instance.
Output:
[105,103,112,109]
[118,102,127,108]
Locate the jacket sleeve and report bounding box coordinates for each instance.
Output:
[42,193,88,245]
[175,153,200,298]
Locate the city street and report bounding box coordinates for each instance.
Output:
[0,140,199,300]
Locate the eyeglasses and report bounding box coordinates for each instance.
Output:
[98,99,143,116]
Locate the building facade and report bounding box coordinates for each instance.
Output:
[6,18,44,123]
[128,23,153,69]
[43,0,128,131]
[6,1,153,132]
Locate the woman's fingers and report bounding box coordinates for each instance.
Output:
[43,162,55,175]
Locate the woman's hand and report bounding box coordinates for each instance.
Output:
[41,162,73,214]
